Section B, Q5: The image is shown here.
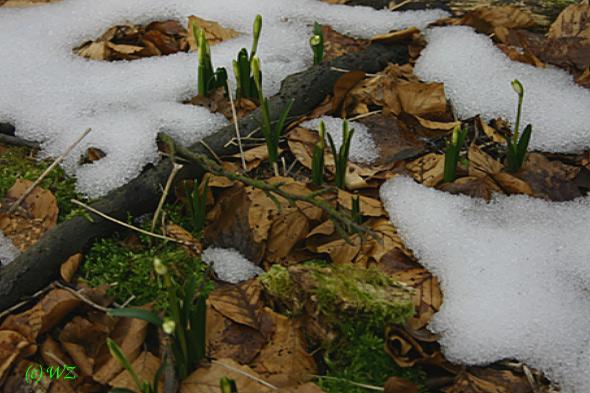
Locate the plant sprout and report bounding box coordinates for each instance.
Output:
[310,22,324,65]
[327,119,354,189]
[311,120,326,186]
[443,125,467,183]
[506,79,532,173]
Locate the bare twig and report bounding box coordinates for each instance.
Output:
[311,375,383,391]
[349,110,382,122]
[151,163,183,233]
[0,283,53,320]
[8,128,91,214]
[160,134,378,240]
[54,281,110,313]
[227,80,247,171]
[199,140,222,164]
[211,360,278,390]
[71,199,200,250]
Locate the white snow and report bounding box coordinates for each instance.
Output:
[0,231,20,266]
[414,26,590,153]
[302,116,379,164]
[202,247,264,284]
[0,1,447,197]
[380,176,590,393]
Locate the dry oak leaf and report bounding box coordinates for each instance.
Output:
[41,336,74,368]
[492,172,533,196]
[440,175,503,201]
[392,268,442,331]
[332,70,367,114]
[414,116,460,131]
[476,116,505,144]
[458,6,536,34]
[265,210,310,263]
[337,190,385,217]
[467,145,503,177]
[109,351,163,392]
[320,25,369,62]
[187,15,240,50]
[315,234,362,264]
[406,153,445,187]
[516,153,581,201]
[164,223,203,256]
[361,218,410,265]
[180,358,273,393]
[6,178,58,224]
[251,309,317,387]
[59,315,108,377]
[548,3,590,41]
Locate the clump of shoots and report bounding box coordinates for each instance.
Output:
[327,120,354,189]
[443,125,468,183]
[233,14,262,100]
[193,26,228,97]
[107,338,166,393]
[311,120,326,186]
[220,377,238,393]
[186,177,209,234]
[506,79,532,173]
[310,22,324,65]
[108,258,208,380]
[252,55,294,176]
[349,194,362,234]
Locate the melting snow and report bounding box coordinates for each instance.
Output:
[415,26,590,153]
[380,176,590,393]
[301,116,379,164]
[0,231,19,266]
[0,0,446,197]
[202,247,264,284]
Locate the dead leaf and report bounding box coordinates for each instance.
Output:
[444,367,533,393]
[0,330,31,384]
[337,190,385,217]
[266,210,310,263]
[458,6,536,34]
[59,316,108,376]
[320,25,369,62]
[476,116,505,144]
[332,71,366,114]
[516,153,581,201]
[468,145,503,177]
[415,116,460,131]
[440,175,503,200]
[180,359,272,393]
[187,15,240,50]
[251,310,316,387]
[371,27,421,45]
[406,153,445,187]
[396,82,447,117]
[164,223,203,256]
[109,351,163,392]
[40,336,73,368]
[60,253,82,283]
[492,172,533,196]
[392,268,442,331]
[384,376,420,393]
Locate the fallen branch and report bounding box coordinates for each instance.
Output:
[161,134,378,240]
[0,42,408,312]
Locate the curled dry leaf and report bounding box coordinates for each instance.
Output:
[371,27,421,45]
[492,172,534,196]
[320,25,369,62]
[187,15,240,50]
[457,6,537,34]
[406,153,445,187]
[467,145,503,177]
[440,175,503,201]
[516,153,582,201]
[164,223,203,256]
[60,253,82,283]
[444,367,533,393]
[396,82,447,117]
[332,70,367,114]
[0,330,31,384]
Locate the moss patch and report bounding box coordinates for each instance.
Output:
[0,146,80,221]
[81,236,207,308]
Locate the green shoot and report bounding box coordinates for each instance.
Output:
[310,22,324,65]
[351,195,361,225]
[506,79,532,172]
[443,125,468,183]
[327,120,354,189]
[232,15,262,100]
[107,338,166,393]
[193,25,228,97]
[311,120,326,186]
[252,55,294,176]
[186,177,209,234]
[108,259,209,380]
[220,377,238,393]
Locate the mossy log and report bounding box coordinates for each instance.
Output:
[0,43,409,312]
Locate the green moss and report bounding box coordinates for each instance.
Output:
[260,263,414,327]
[0,146,80,221]
[81,236,207,308]
[319,324,426,393]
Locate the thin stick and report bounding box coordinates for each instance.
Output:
[211,360,278,390]
[54,281,110,313]
[227,80,247,171]
[151,163,183,233]
[199,140,222,164]
[8,128,91,214]
[349,110,382,122]
[71,199,198,249]
[0,283,53,320]
[389,0,411,11]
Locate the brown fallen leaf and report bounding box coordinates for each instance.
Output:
[337,190,385,217]
[444,367,533,393]
[406,153,445,187]
[265,210,310,263]
[164,223,203,256]
[516,153,581,201]
[251,309,316,387]
[467,145,503,177]
[440,175,503,201]
[180,358,273,393]
[458,6,536,35]
[396,82,447,117]
[321,25,369,62]
[332,71,367,114]
[109,351,163,392]
[371,27,421,45]
[60,253,82,283]
[0,330,31,384]
[187,15,240,50]
[384,376,420,393]
[492,172,533,196]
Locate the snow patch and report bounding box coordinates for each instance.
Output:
[414,26,590,153]
[380,176,590,393]
[302,116,379,164]
[0,0,447,197]
[202,247,264,284]
[0,231,20,266]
